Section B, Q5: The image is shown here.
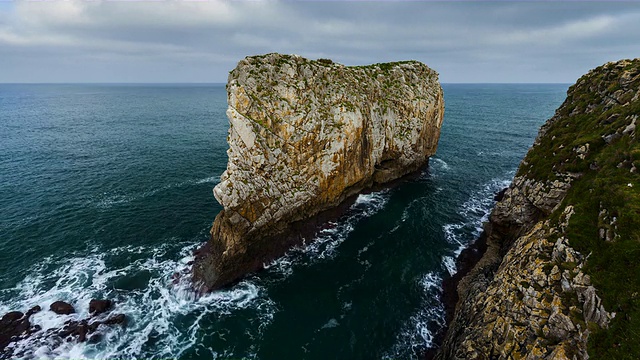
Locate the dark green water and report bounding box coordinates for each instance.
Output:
[0,83,567,359]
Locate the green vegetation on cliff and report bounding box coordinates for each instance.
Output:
[519,59,640,359]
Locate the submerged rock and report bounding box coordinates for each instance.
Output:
[193,53,444,290]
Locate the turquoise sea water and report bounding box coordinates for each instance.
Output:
[0,83,567,359]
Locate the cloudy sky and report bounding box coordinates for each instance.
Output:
[0,0,638,83]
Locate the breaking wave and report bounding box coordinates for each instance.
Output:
[384,272,445,359]
[264,190,390,278]
[387,170,515,358]
[440,171,513,275]
[1,189,391,359]
[0,241,274,359]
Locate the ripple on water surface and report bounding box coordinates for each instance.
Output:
[1,189,394,359]
[0,83,568,359]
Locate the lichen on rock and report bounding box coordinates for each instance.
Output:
[436,59,640,359]
[193,53,444,291]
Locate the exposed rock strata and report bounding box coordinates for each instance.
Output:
[194,54,444,290]
[436,59,640,359]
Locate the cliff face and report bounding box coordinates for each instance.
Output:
[436,59,639,359]
[194,54,444,290]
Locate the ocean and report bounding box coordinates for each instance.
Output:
[0,83,567,359]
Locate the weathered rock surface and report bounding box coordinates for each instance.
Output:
[436,59,640,359]
[194,53,444,290]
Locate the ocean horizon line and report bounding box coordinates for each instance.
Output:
[0,82,572,85]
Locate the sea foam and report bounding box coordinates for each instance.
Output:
[2,188,392,359]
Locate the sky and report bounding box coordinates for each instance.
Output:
[0,0,638,83]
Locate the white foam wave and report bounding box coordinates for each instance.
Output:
[385,172,516,358]
[393,195,427,232]
[0,241,274,360]
[442,256,457,276]
[264,190,390,278]
[420,272,443,292]
[93,176,220,209]
[442,223,463,248]
[384,272,445,359]
[352,191,388,210]
[357,241,374,257]
[320,318,339,329]
[430,157,450,171]
[441,171,514,275]
[4,188,396,358]
[194,176,219,184]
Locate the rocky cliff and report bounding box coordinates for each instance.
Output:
[193,54,444,291]
[436,60,640,359]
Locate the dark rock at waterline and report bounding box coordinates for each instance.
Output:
[0,311,32,336]
[49,301,75,315]
[103,313,126,326]
[0,310,41,357]
[25,305,41,318]
[87,333,102,344]
[493,187,508,202]
[1,302,125,359]
[0,311,23,324]
[59,314,127,342]
[59,319,89,341]
[89,299,112,315]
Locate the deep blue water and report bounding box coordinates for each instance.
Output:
[0,83,567,359]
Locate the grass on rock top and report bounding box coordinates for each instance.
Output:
[519,59,640,359]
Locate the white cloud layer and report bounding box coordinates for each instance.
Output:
[0,0,639,83]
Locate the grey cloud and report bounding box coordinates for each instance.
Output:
[0,1,639,83]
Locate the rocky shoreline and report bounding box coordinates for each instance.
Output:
[425,189,500,359]
[0,300,125,359]
[432,59,639,359]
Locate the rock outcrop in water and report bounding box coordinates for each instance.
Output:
[193,53,444,290]
[0,300,125,359]
[436,59,640,359]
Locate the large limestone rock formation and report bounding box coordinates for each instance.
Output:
[193,54,444,290]
[436,59,640,359]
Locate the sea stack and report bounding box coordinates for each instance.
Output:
[435,59,639,358]
[193,53,444,291]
